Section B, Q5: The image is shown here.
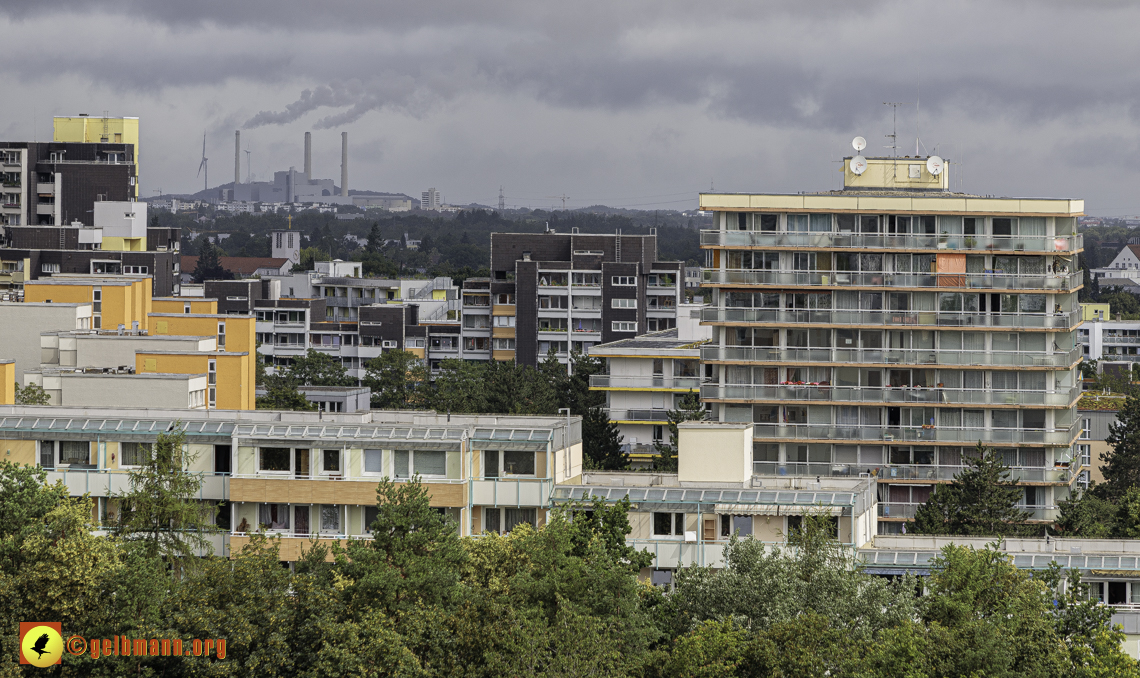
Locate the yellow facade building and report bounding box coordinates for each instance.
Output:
[152,298,219,315]
[0,361,14,405]
[24,276,151,331]
[53,116,140,198]
[135,350,252,410]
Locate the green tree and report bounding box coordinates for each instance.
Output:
[364,349,429,409]
[13,381,50,405]
[582,406,627,470]
[192,237,229,282]
[295,245,330,272]
[341,476,468,621]
[366,221,384,253]
[911,443,1030,536]
[114,426,220,575]
[1055,487,1116,538]
[919,543,1071,677]
[654,388,704,472]
[1098,393,1140,502]
[257,373,317,410]
[564,349,606,414]
[431,359,487,413]
[288,348,354,386]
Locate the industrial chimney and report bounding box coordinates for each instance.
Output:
[304,131,312,182]
[234,131,241,185]
[340,132,348,197]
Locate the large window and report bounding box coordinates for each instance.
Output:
[653,512,686,536]
[484,507,537,534]
[483,450,536,477]
[60,441,89,466]
[259,447,291,473]
[320,505,341,533]
[394,450,447,478]
[363,449,384,475]
[120,442,151,467]
[321,449,341,475]
[258,503,290,530]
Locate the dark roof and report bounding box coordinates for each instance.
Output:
[181,256,290,276]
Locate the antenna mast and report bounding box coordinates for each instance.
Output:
[882,102,911,158]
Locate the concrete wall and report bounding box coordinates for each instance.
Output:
[678,422,752,484]
[27,373,204,409]
[0,303,91,380]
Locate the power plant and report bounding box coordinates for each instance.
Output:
[228,131,352,205]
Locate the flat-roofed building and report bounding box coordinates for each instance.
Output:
[0,404,582,562]
[23,369,207,409]
[0,301,92,381]
[699,153,1084,533]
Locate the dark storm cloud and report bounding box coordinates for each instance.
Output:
[5,0,1140,206]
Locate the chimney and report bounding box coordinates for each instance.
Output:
[234,131,241,186]
[304,131,312,182]
[340,132,348,197]
[286,166,294,203]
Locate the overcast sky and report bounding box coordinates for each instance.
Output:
[4,1,1140,213]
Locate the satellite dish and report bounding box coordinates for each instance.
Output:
[926,155,944,176]
[852,136,867,152]
[850,156,868,175]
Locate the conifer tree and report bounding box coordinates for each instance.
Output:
[911,443,1029,535]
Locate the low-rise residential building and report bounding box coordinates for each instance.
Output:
[1078,318,1140,361]
[0,404,582,562]
[23,368,207,409]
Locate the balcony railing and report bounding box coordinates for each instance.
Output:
[701,230,1083,253]
[702,345,1081,368]
[701,307,1081,330]
[749,422,1079,445]
[46,468,228,500]
[879,464,1073,483]
[702,384,1081,407]
[608,408,673,422]
[1102,336,1140,345]
[703,269,1082,291]
[879,502,1057,521]
[590,375,703,390]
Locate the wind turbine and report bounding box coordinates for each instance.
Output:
[197,133,208,193]
[244,145,251,183]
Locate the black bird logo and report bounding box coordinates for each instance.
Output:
[31,633,50,658]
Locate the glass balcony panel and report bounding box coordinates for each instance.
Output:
[701,230,1083,254]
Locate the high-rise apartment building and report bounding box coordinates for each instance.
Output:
[482,231,683,366]
[53,115,140,199]
[698,154,1085,533]
[421,188,440,211]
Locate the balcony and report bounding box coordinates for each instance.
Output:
[878,464,1074,484]
[702,384,1081,407]
[750,422,1080,445]
[46,468,228,500]
[703,269,1082,292]
[701,230,1083,254]
[590,375,703,391]
[701,307,1081,330]
[702,345,1081,368]
[608,408,672,422]
[878,503,1057,521]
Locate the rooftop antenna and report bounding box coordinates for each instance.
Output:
[882,102,911,158]
[196,133,208,193]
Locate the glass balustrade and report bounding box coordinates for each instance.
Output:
[703,269,1081,291]
[701,230,1082,253]
[701,307,1080,330]
[701,345,1080,368]
[702,383,1080,407]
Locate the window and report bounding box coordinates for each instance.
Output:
[493,315,516,327]
[320,505,341,532]
[394,450,447,478]
[1081,418,1091,440]
[184,303,191,314]
[538,295,568,310]
[653,512,686,536]
[120,442,151,467]
[572,272,600,286]
[364,506,379,533]
[484,507,537,534]
[207,359,217,408]
[720,514,753,537]
[259,447,291,472]
[538,272,568,287]
[611,276,636,286]
[495,293,516,304]
[538,317,567,331]
[124,265,148,274]
[39,441,55,468]
[41,263,59,273]
[217,322,226,349]
[464,337,490,351]
[1078,444,1091,468]
[483,450,536,477]
[59,440,89,466]
[363,449,384,475]
[493,338,516,350]
[463,315,490,329]
[612,321,636,333]
[258,503,290,530]
[611,298,636,309]
[322,449,341,475]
